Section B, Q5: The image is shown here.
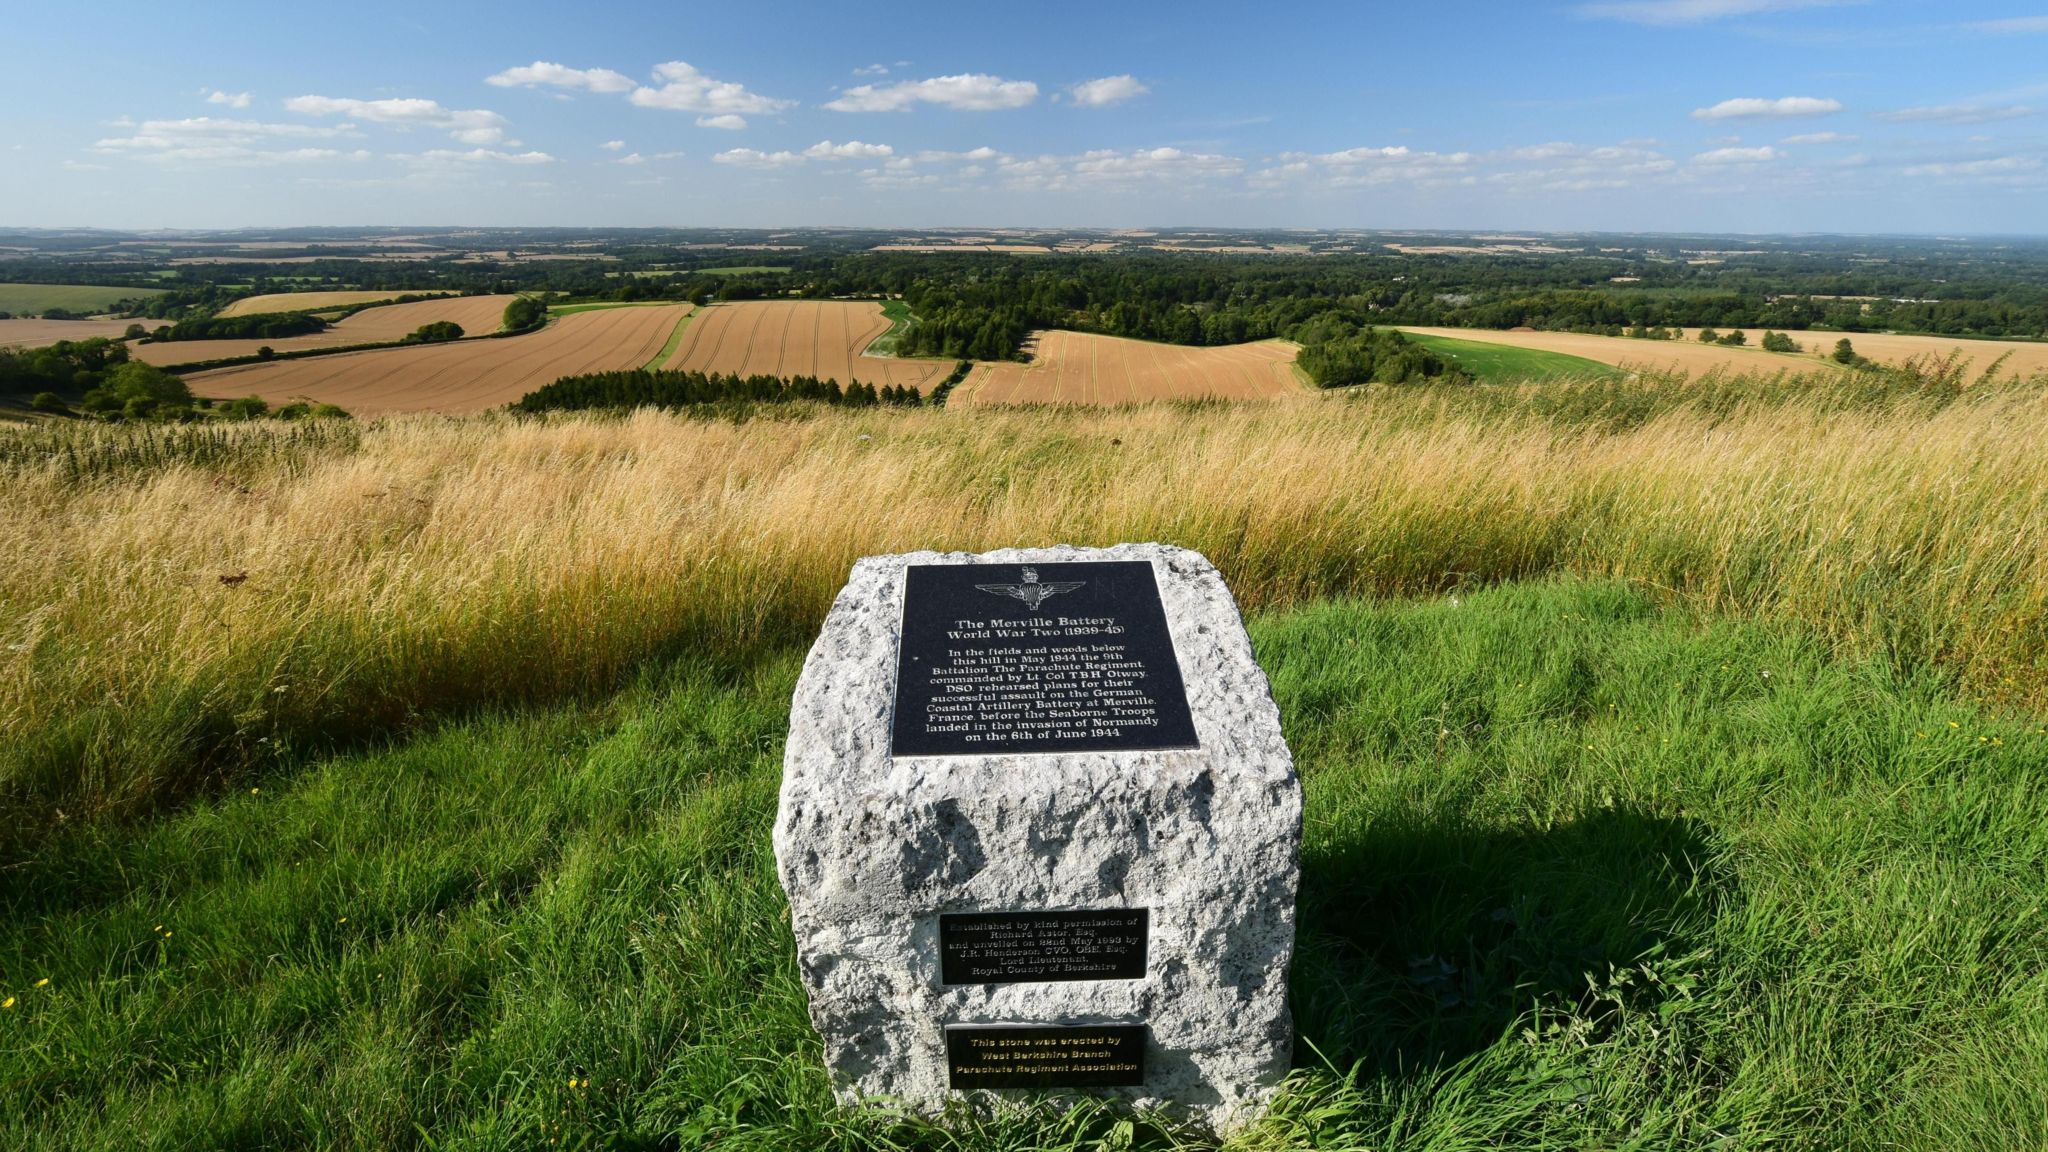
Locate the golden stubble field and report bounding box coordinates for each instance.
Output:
[0,318,138,348]
[1396,326,2048,378]
[217,290,457,317]
[185,304,692,414]
[663,300,951,389]
[954,330,1306,406]
[132,296,519,366]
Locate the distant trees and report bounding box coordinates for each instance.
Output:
[1831,338,1874,368]
[517,369,927,413]
[1292,317,1470,387]
[155,313,327,342]
[79,362,197,421]
[0,337,131,401]
[403,321,464,343]
[502,296,548,332]
[1762,331,1801,353]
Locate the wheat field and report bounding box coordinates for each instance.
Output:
[3,372,2046,843]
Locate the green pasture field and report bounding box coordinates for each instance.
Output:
[547,300,686,318]
[3,579,2043,1149]
[1403,332,1622,382]
[0,283,164,316]
[696,266,792,275]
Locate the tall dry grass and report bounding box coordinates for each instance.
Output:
[4,371,2046,846]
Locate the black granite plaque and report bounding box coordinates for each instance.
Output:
[890,561,1199,757]
[940,909,1148,985]
[944,1024,1147,1089]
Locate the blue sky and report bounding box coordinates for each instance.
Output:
[3,0,2044,233]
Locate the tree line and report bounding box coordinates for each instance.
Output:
[516,369,930,413]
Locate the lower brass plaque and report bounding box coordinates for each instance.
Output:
[945,1023,1147,1089]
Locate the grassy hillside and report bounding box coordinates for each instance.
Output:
[1402,331,1622,382]
[3,368,2047,849]
[2,581,2043,1149]
[0,282,163,316]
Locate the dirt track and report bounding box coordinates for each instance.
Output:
[951,331,1305,407]
[662,301,950,390]
[133,296,518,366]
[186,304,692,415]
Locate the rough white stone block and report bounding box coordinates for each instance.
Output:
[774,543,1301,1132]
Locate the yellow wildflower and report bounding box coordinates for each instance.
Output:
[2,997,13,1009]
[34,978,49,988]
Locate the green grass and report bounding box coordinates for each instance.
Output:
[696,266,791,275]
[4,579,2044,1149]
[644,309,698,370]
[865,298,916,357]
[1404,332,1622,382]
[547,300,683,318]
[0,283,164,316]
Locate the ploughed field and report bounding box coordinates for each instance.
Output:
[1397,325,2048,378]
[186,303,692,414]
[217,290,456,317]
[131,295,520,366]
[0,318,139,348]
[662,300,951,390]
[952,330,1306,406]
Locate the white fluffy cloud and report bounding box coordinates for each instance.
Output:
[695,114,748,130]
[1066,75,1148,108]
[1780,131,1857,144]
[486,61,636,94]
[1251,144,1484,190]
[286,96,512,145]
[1070,147,1242,184]
[1692,96,1842,120]
[97,117,358,148]
[1873,104,2034,125]
[804,139,893,159]
[203,89,252,109]
[1903,156,2041,177]
[396,148,556,165]
[823,73,1038,112]
[630,61,794,115]
[1693,145,1781,163]
[94,117,369,165]
[601,139,625,151]
[96,118,370,166]
[713,148,804,169]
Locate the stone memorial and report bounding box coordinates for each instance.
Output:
[774,543,1301,1132]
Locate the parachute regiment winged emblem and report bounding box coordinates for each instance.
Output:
[975,566,1085,612]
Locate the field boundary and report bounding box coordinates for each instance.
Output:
[644,309,698,370]
[861,298,916,358]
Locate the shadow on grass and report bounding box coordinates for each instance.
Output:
[1292,805,1717,1076]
